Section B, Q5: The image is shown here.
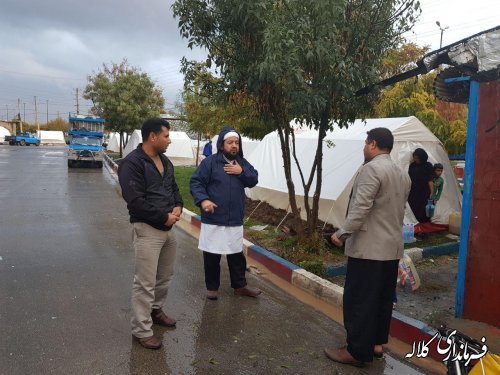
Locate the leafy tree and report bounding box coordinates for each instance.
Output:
[173,0,420,238]
[379,42,429,79]
[45,118,68,132]
[374,72,467,154]
[84,60,165,156]
[177,62,267,140]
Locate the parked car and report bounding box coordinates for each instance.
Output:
[5,133,40,146]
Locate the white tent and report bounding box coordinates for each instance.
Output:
[37,130,65,145]
[0,126,11,143]
[107,132,127,153]
[246,116,462,227]
[192,139,208,161]
[123,129,196,166]
[211,135,260,158]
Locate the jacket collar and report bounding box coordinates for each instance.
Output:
[135,143,168,164]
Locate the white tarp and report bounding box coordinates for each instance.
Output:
[107,132,127,153]
[211,135,260,158]
[37,130,65,145]
[0,126,11,143]
[246,116,462,227]
[123,129,195,166]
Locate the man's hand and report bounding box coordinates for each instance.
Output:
[330,233,344,248]
[172,206,182,217]
[201,199,218,214]
[224,161,242,175]
[166,213,180,226]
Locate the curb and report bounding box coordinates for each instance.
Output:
[103,152,119,174]
[104,156,449,362]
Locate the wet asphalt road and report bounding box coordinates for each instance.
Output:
[0,145,426,375]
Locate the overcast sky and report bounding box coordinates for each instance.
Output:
[0,0,498,124]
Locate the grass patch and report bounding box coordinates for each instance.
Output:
[404,232,455,249]
[174,166,197,213]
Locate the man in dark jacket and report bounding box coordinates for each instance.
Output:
[118,118,183,350]
[190,126,260,300]
[202,140,212,158]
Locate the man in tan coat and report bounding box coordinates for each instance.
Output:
[325,127,411,367]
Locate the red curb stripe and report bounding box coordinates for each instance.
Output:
[390,318,443,362]
[247,247,293,282]
[191,216,201,228]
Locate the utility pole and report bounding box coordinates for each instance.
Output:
[75,88,80,115]
[6,104,8,120]
[23,102,26,123]
[18,98,23,133]
[46,99,49,125]
[436,21,449,49]
[34,96,39,133]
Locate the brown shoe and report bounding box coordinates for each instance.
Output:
[234,286,262,297]
[374,344,384,359]
[133,335,162,350]
[207,290,218,300]
[151,308,176,327]
[324,347,365,368]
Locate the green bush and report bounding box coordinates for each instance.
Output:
[298,260,325,277]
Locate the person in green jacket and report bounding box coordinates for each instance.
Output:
[431,163,444,204]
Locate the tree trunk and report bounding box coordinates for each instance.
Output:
[196,132,201,166]
[310,115,328,232]
[119,131,123,159]
[277,125,304,236]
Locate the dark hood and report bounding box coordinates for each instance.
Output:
[413,148,429,163]
[216,126,244,158]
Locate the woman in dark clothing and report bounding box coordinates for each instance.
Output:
[408,148,434,223]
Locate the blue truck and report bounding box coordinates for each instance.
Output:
[5,132,40,146]
[67,115,105,168]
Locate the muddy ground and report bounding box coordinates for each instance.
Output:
[244,198,458,328]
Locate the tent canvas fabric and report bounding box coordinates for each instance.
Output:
[123,129,195,166]
[107,132,127,153]
[245,116,462,228]
[37,131,65,145]
[211,134,260,159]
[0,126,11,143]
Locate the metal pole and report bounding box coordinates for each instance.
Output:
[34,96,39,133]
[17,98,23,133]
[436,21,449,49]
[455,80,479,318]
[46,100,49,125]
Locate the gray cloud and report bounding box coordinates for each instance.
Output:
[0,0,205,123]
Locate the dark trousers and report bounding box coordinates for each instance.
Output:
[203,251,247,291]
[343,257,399,362]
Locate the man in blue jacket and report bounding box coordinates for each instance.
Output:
[118,118,183,350]
[202,140,212,158]
[190,126,260,300]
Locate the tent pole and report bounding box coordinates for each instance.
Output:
[322,203,335,230]
[244,200,263,223]
[275,205,291,232]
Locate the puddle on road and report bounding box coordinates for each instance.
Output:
[43,151,66,157]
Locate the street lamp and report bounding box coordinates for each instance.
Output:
[436,21,449,49]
